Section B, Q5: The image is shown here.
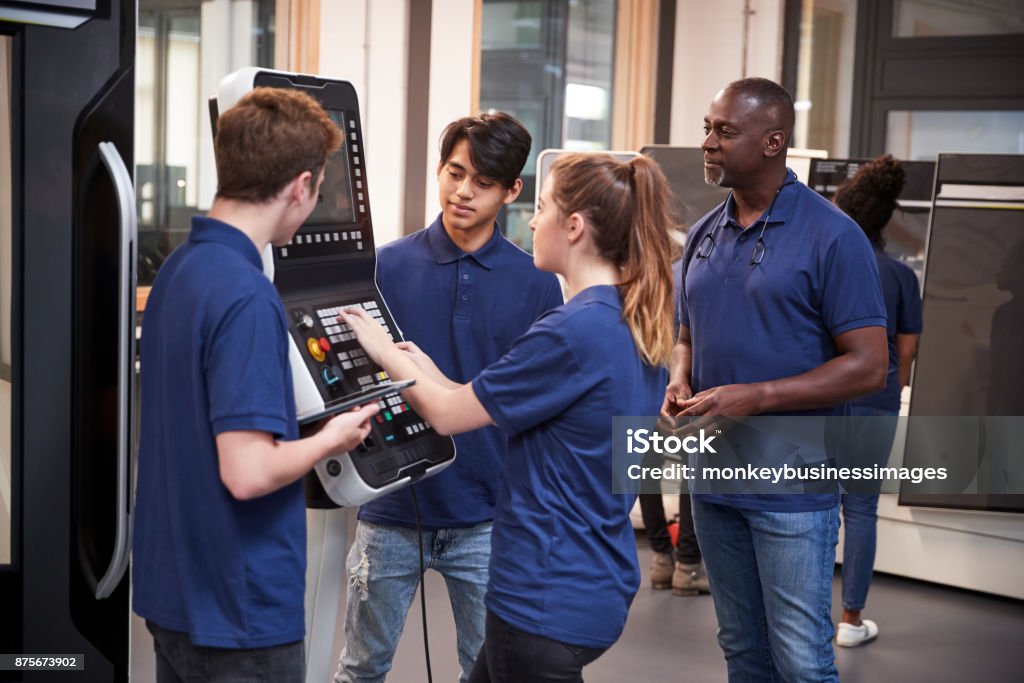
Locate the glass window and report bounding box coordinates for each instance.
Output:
[481,0,542,49]
[136,0,276,285]
[479,0,616,251]
[564,0,614,152]
[893,0,1024,38]
[793,0,858,157]
[1,35,12,566]
[886,110,1024,160]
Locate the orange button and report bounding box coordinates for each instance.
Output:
[318,337,331,352]
[307,337,326,362]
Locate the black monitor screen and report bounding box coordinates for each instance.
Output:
[900,203,1024,512]
[807,158,935,202]
[911,205,1024,416]
[304,110,357,226]
[900,154,1024,512]
[639,146,731,231]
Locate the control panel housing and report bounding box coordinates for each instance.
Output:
[214,68,455,506]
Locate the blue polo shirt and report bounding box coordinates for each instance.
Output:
[680,171,887,512]
[132,217,305,648]
[473,285,667,649]
[361,215,563,529]
[851,250,922,413]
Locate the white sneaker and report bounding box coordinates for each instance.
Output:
[835,619,879,647]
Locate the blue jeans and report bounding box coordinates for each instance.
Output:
[692,498,840,683]
[335,520,492,683]
[467,610,605,683]
[146,621,303,683]
[840,493,878,611]
[840,405,897,612]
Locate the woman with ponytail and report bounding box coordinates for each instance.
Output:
[339,152,675,681]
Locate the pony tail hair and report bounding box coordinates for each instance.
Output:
[548,153,676,367]
[620,156,676,367]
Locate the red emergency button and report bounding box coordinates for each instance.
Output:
[307,337,326,362]
[318,337,331,352]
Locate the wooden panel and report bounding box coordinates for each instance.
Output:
[275,0,319,73]
[612,0,658,150]
[136,286,150,313]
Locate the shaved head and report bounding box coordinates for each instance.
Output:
[722,78,795,142]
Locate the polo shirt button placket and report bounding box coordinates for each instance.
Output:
[456,261,471,311]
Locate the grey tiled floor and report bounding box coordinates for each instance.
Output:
[363,538,1024,683]
[131,535,1024,682]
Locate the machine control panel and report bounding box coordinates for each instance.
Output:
[215,68,455,506]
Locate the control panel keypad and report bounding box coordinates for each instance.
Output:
[314,300,390,389]
[292,297,431,454]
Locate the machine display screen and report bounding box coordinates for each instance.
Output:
[305,110,357,226]
[235,71,455,502]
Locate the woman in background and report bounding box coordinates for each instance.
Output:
[832,154,923,647]
[340,152,676,682]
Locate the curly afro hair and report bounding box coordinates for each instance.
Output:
[833,154,905,250]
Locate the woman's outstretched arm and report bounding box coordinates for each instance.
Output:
[338,307,493,435]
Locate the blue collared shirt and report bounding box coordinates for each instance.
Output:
[361,214,564,529]
[473,285,667,648]
[680,170,887,511]
[852,250,923,412]
[133,217,305,648]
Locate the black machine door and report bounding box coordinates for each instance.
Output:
[1,1,136,680]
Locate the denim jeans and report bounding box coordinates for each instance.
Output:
[467,610,605,683]
[146,621,304,683]
[840,404,897,612]
[839,492,879,611]
[335,519,492,683]
[692,498,840,683]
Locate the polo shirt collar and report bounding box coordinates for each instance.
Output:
[719,168,800,231]
[426,213,505,269]
[573,283,622,310]
[188,216,264,271]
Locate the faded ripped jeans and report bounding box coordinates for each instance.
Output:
[334,519,492,683]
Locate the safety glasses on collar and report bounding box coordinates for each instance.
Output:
[695,179,795,266]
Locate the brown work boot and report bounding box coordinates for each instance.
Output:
[672,561,711,596]
[650,552,674,589]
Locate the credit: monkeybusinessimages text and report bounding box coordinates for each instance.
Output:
[623,427,949,485]
[626,462,949,485]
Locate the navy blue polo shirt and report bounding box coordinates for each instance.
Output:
[473,285,667,649]
[851,250,922,413]
[680,171,887,512]
[132,216,305,648]
[361,214,563,529]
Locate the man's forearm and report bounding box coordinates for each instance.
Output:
[668,341,692,389]
[755,328,887,412]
